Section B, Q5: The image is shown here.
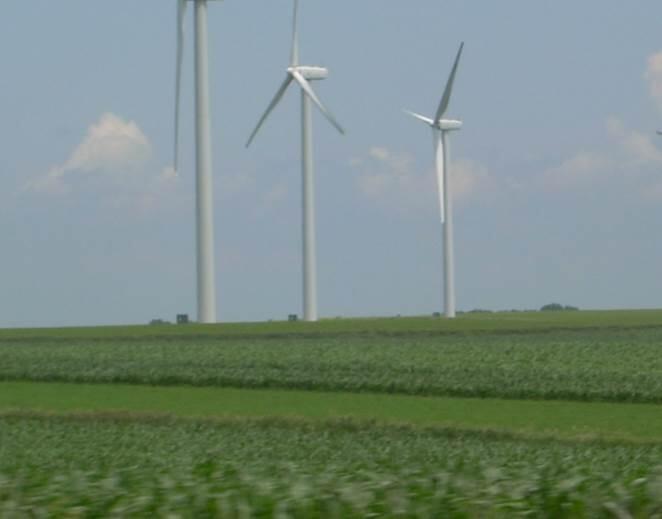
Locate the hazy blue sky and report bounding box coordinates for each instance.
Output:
[1,1,662,327]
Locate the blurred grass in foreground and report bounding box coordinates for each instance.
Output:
[2,413,662,517]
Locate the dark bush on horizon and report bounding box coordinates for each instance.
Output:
[540,303,579,312]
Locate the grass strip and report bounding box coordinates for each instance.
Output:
[2,381,662,442]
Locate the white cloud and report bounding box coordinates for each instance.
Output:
[645,51,662,113]
[368,146,391,162]
[537,53,662,197]
[26,113,152,195]
[21,113,190,214]
[353,145,491,213]
[355,147,426,203]
[112,167,182,214]
[540,117,662,198]
[541,151,609,190]
[606,117,662,165]
[452,159,493,200]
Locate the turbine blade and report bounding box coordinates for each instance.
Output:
[290,0,300,66]
[434,130,445,223]
[291,70,345,135]
[404,110,434,126]
[246,75,294,148]
[435,42,464,123]
[174,0,187,173]
[657,130,662,136]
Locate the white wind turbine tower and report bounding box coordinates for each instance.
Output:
[246,0,345,322]
[175,0,221,324]
[405,43,465,319]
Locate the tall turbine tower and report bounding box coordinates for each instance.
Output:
[405,43,464,319]
[175,0,221,324]
[246,0,345,322]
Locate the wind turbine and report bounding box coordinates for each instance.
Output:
[405,43,465,319]
[175,0,221,324]
[246,0,345,322]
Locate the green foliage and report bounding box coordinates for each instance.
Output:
[541,303,580,312]
[3,327,662,403]
[2,414,662,517]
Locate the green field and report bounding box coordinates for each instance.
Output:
[3,413,662,516]
[2,310,662,516]
[2,324,662,402]
[3,381,662,442]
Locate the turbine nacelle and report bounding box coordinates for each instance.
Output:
[437,119,462,132]
[245,0,344,149]
[403,111,462,132]
[246,65,343,148]
[289,66,329,81]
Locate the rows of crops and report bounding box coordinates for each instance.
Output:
[2,327,662,402]
[3,312,662,515]
[2,413,662,516]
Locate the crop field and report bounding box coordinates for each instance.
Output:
[2,326,662,402]
[2,310,662,516]
[3,413,662,517]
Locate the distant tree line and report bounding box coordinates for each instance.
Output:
[540,303,579,312]
[457,304,580,314]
